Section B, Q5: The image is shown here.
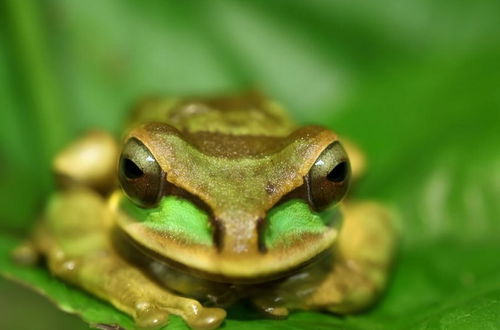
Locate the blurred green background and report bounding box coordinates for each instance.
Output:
[1,0,499,329]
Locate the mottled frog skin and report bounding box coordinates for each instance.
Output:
[14,92,396,329]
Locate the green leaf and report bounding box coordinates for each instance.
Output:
[1,0,500,329]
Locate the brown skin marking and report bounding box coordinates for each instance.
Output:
[265,182,276,195]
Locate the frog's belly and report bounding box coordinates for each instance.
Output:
[112,226,333,307]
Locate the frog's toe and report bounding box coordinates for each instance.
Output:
[259,306,289,319]
[251,297,289,319]
[11,241,40,266]
[185,306,226,330]
[134,302,169,329]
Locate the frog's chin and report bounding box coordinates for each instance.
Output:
[114,213,339,283]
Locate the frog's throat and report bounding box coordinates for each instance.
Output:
[111,193,342,280]
[113,226,333,284]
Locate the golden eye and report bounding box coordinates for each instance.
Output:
[307,141,351,211]
[118,138,164,207]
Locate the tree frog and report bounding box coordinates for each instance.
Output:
[14,92,396,329]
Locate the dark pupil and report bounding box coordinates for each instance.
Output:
[122,158,143,179]
[327,161,347,183]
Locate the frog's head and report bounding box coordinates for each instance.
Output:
[114,122,350,282]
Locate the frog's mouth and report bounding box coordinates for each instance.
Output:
[112,194,342,283]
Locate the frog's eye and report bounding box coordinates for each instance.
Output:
[307,141,351,211]
[119,138,164,207]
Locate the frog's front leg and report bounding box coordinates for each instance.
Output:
[255,201,397,314]
[19,188,226,330]
[304,201,397,312]
[55,244,226,330]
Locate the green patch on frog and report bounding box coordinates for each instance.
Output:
[264,199,341,249]
[120,196,214,246]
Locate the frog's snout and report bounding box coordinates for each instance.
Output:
[214,215,262,256]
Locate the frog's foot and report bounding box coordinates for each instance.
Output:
[129,298,225,330]
[170,303,226,330]
[251,296,289,319]
[135,295,225,330]
[11,240,40,266]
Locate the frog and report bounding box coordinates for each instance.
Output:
[13,91,397,330]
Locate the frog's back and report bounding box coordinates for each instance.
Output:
[126,91,296,137]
